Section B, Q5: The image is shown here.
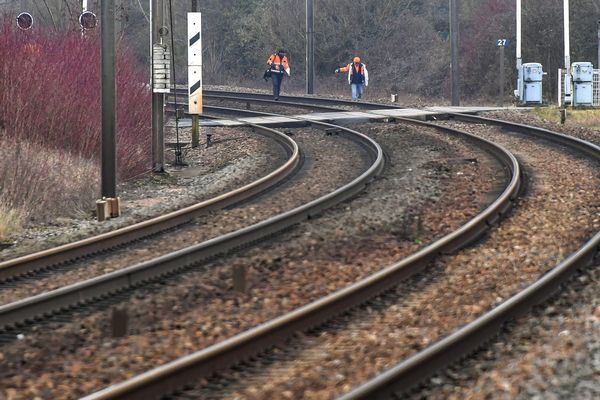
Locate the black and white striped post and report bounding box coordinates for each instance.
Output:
[188,11,202,148]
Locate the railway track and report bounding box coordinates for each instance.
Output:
[78,115,523,400]
[81,113,598,400]
[172,88,401,111]
[335,114,600,399]
[3,92,596,400]
[0,92,506,398]
[0,106,384,336]
[0,124,299,282]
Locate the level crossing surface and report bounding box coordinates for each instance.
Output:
[170,106,512,128]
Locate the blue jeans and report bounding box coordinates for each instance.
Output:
[351,83,363,100]
[272,73,284,99]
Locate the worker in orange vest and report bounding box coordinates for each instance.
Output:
[335,57,369,100]
[267,49,291,100]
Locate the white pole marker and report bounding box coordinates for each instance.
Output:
[188,12,202,114]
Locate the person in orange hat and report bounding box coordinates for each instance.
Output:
[267,49,291,100]
[335,56,369,100]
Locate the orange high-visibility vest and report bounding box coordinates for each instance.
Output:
[267,54,291,76]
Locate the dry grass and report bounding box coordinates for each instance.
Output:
[533,106,600,130]
[0,204,23,243]
[0,136,99,230]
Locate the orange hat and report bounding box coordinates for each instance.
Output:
[353,56,361,63]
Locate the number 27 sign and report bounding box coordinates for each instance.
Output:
[497,39,510,47]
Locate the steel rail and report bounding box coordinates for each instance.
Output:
[172,87,400,110]
[202,94,342,112]
[338,115,600,400]
[0,126,299,282]
[81,118,521,400]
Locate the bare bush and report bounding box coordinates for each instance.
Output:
[0,136,98,227]
[0,20,151,176]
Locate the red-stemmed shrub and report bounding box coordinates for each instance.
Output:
[0,20,151,232]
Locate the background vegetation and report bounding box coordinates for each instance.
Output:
[3,0,600,102]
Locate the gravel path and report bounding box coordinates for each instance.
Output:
[0,122,501,399]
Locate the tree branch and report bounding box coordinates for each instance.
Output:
[40,0,58,31]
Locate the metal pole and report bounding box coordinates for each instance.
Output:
[515,0,523,101]
[597,20,600,69]
[306,0,315,94]
[152,0,165,172]
[101,0,117,198]
[500,44,505,104]
[450,0,460,106]
[563,0,571,101]
[191,0,200,147]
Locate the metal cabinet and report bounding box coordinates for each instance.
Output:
[571,62,593,106]
[522,63,544,104]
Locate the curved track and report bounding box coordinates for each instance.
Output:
[6,91,594,400]
[81,115,522,400]
[0,125,299,282]
[338,114,600,399]
[0,105,384,336]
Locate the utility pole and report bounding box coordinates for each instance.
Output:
[563,0,571,104]
[151,0,165,172]
[96,0,121,220]
[101,0,116,199]
[449,0,460,106]
[597,20,600,69]
[191,0,200,148]
[515,0,522,101]
[306,0,315,94]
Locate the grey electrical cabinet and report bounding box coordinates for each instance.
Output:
[522,63,544,104]
[571,62,593,107]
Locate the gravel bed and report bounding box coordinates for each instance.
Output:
[0,125,283,262]
[181,120,599,399]
[0,127,369,305]
[411,113,600,399]
[415,262,600,400]
[0,122,501,399]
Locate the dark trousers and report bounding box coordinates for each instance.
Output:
[272,73,284,99]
